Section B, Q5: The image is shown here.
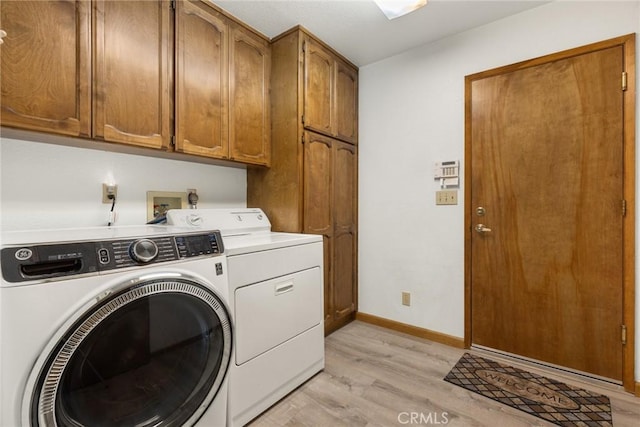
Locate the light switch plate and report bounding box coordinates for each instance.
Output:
[436,190,458,205]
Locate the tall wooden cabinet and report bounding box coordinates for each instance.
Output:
[303,132,357,330]
[1,0,270,166]
[248,27,358,335]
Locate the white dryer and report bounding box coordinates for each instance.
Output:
[0,226,232,427]
[166,208,324,427]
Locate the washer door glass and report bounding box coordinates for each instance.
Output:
[31,278,232,427]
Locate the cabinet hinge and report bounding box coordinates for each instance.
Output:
[622,71,628,91]
[170,0,176,10]
[171,135,176,147]
[301,134,305,144]
[301,114,305,125]
[622,199,627,217]
[302,40,306,53]
[621,324,627,345]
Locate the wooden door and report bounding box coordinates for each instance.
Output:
[303,132,334,327]
[0,0,91,137]
[333,141,357,323]
[335,61,358,144]
[303,37,334,137]
[93,0,171,149]
[468,43,627,381]
[175,0,228,158]
[229,23,271,166]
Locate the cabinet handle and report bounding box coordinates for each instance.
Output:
[274,281,294,295]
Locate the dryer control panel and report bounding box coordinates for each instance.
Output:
[1,231,224,283]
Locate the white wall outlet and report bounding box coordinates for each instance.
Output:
[436,190,457,205]
[102,183,117,203]
[402,291,411,306]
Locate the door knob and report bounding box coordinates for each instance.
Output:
[475,224,492,234]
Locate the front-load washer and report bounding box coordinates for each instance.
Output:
[166,208,324,427]
[0,226,232,427]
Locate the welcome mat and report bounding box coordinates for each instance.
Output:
[444,353,613,426]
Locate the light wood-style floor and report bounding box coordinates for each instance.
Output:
[249,321,640,426]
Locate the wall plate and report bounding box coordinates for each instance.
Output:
[147,191,187,221]
[436,190,458,205]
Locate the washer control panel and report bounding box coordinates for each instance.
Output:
[97,231,223,271]
[176,233,221,258]
[1,231,224,283]
[97,236,177,270]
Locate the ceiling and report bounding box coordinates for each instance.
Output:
[212,0,549,67]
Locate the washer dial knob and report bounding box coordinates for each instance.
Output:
[130,239,159,263]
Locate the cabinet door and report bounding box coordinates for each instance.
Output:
[175,0,228,158]
[303,132,333,237]
[0,0,91,137]
[303,132,334,325]
[333,142,357,321]
[229,23,271,166]
[303,37,334,137]
[335,61,358,144]
[93,0,171,149]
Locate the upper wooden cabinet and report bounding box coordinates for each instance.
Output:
[303,35,358,144]
[228,22,271,166]
[1,0,270,166]
[303,38,333,137]
[174,2,270,166]
[335,62,358,143]
[0,0,91,137]
[93,0,171,150]
[175,0,229,158]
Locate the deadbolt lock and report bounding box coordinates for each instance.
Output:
[476,207,486,216]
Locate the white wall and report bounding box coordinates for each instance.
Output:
[0,133,246,231]
[358,0,640,379]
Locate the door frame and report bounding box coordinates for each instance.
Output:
[463,34,636,393]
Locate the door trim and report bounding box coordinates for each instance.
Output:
[463,34,636,393]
